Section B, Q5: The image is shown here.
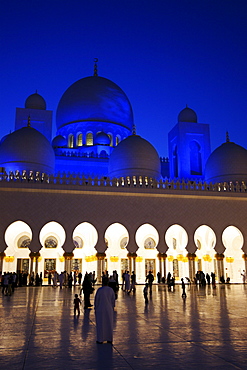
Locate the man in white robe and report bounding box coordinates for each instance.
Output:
[94,278,115,344]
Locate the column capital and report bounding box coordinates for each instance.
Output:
[63,252,74,260]
[29,252,40,259]
[127,252,137,259]
[215,253,224,261]
[187,253,196,260]
[157,253,167,260]
[96,252,106,260]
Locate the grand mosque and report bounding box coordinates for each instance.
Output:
[0,61,247,284]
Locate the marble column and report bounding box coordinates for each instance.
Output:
[96,252,106,283]
[63,252,74,274]
[187,253,196,282]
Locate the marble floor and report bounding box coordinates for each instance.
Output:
[1,283,247,369]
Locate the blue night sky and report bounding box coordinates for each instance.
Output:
[0,0,247,157]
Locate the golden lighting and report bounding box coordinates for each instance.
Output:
[59,256,65,262]
[136,257,143,262]
[182,257,188,263]
[85,255,97,262]
[38,257,42,262]
[167,256,174,262]
[110,256,119,262]
[177,254,184,262]
[226,257,234,263]
[203,255,212,262]
[4,256,14,262]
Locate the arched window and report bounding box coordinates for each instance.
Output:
[86,132,93,146]
[18,235,31,248]
[68,134,74,148]
[45,236,58,248]
[116,135,121,146]
[77,133,83,147]
[190,140,202,175]
[99,150,107,158]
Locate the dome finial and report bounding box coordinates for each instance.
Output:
[132,124,136,135]
[226,131,230,143]
[94,58,98,76]
[27,115,31,127]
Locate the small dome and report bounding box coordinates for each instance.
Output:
[52,135,67,148]
[95,132,111,145]
[205,141,247,183]
[0,126,55,174]
[56,76,133,131]
[108,135,161,179]
[178,107,197,123]
[25,92,46,110]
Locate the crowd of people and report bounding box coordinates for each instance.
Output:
[2,267,244,345]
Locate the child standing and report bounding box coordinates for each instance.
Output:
[74,293,81,315]
[143,283,149,304]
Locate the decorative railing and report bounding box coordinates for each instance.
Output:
[0,170,246,193]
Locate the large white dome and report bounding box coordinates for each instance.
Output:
[56,76,134,132]
[205,141,247,183]
[108,135,161,180]
[0,126,55,174]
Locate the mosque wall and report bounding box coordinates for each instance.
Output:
[0,179,247,283]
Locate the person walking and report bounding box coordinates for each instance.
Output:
[181,278,186,298]
[74,294,81,316]
[146,270,154,294]
[82,273,93,309]
[94,277,115,344]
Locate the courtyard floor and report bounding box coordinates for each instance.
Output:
[1,283,247,369]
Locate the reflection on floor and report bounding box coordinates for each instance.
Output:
[1,283,247,369]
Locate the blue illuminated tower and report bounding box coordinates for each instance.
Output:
[168,106,211,180]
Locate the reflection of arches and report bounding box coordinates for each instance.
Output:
[40,221,66,248]
[116,135,121,146]
[222,226,244,283]
[190,140,202,175]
